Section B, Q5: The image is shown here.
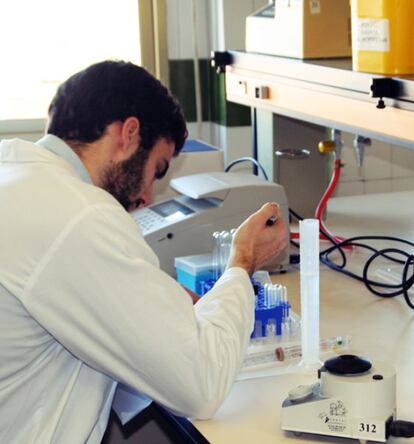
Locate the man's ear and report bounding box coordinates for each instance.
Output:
[119,116,140,159]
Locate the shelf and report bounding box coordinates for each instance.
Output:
[225,51,414,148]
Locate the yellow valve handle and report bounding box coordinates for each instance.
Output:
[318,140,336,154]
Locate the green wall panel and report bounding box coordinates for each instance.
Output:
[169,59,250,127]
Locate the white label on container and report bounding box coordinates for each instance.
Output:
[356,18,390,52]
[309,0,321,14]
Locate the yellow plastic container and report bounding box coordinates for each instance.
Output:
[351,0,414,74]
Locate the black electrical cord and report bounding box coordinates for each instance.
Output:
[289,207,347,270]
[388,420,414,438]
[225,157,269,181]
[321,237,414,302]
[290,208,414,310]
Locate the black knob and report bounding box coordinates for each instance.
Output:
[324,354,372,375]
[376,98,386,109]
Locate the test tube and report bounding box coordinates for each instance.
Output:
[253,320,262,338]
[212,231,220,281]
[263,283,271,308]
[219,230,232,277]
[242,335,351,367]
[212,229,238,280]
[265,319,276,337]
[276,335,352,361]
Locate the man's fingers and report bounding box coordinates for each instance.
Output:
[257,202,280,226]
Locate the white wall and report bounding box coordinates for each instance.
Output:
[335,132,414,196]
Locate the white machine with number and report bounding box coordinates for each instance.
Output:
[131,171,289,276]
[281,355,396,443]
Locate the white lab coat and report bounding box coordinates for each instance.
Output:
[0,137,255,443]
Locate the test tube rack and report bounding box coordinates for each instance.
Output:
[201,277,294,340]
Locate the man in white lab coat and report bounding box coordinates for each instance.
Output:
[0,60,287,443]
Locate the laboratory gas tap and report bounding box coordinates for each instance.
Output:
[353,135,371,169]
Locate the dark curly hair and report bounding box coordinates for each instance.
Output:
[47,60,187,154]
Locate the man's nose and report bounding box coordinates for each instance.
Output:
[139,188,153,208]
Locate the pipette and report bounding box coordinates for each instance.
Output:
[243,335,351,368]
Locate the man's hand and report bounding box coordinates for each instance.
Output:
[226,202,288,276]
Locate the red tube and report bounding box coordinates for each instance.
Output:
[290,155,348,246]
[315,158,344,244]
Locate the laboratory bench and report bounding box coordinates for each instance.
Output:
[192,190,414,444]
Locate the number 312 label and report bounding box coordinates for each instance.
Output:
[359,423,377,433]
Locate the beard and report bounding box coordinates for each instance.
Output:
[101,147,150,211]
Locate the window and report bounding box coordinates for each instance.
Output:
[0,0,141,121]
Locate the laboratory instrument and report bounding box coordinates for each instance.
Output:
[281,354,397,442]
[132,172,289,276]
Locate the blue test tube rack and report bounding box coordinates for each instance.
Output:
[200,278,290,340]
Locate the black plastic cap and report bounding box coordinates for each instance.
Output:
[324,354,372,375]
